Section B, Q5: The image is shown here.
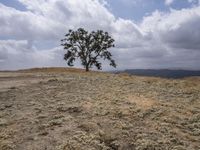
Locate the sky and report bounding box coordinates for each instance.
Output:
[0,0,200,70]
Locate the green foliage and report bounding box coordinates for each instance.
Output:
[61,28,116,71]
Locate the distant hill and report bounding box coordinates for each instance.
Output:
[117,69,200,78]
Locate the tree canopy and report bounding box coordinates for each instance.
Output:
[61,28,116,71]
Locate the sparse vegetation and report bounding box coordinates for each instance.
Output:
[0,68,200,149]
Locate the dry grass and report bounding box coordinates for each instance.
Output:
[0,68,200,150]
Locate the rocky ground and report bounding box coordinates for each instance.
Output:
[0,68,200,150]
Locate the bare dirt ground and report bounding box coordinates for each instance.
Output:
[0,68,200,150]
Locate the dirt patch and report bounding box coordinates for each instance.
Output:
[128,95,157,110]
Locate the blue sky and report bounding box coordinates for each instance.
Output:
[106,0,196,21]
[0,0,200,70]
[0,0,26,11]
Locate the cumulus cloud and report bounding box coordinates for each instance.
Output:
[18,0,115,30]
[141,7,200,50]
[0,40,34,69]
[0,40,66,70]
[112,6,200,70]
[0,0,116,70]
[0,4,64,41]
[0,0,200,70]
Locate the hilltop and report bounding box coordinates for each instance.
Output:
[0,68,200,150]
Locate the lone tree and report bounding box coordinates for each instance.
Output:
[61,28,116,71]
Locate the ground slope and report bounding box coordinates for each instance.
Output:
[0,68,200,150]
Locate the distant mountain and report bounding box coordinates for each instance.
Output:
[117,69,200,78]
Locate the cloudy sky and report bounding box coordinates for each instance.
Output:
[0,0,200,70]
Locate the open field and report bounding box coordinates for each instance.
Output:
[0,68,200,150]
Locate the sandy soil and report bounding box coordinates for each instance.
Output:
[0,68,200,150]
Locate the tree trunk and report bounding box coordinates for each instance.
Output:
[85,65,89,72]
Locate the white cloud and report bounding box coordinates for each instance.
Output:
[165,0,174,6]
[0,0,200,70]
[18,0,115,30]
[0,3,65,41]
[0,40,66,70]
[141,7,200,50]
[113,6,200,70]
